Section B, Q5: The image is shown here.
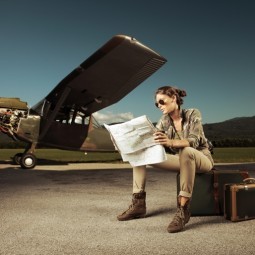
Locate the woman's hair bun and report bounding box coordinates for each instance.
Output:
[177,89,187,97]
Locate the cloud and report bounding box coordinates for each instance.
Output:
[93,111,134,124]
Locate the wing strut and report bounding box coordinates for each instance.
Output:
[39,87,71,140]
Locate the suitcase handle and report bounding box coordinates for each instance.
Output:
[243,178,255,184]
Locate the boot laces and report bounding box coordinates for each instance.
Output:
[171,207,185,226]
[121,203,135,215]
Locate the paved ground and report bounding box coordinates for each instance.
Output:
[0,162,255,255]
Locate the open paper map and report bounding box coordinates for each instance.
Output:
[104,115,167,166]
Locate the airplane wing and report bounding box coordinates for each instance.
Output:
[32,35,166,119]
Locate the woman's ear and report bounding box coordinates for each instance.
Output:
[171,95,177,102]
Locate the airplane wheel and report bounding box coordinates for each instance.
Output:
[20,153,37,169]
[13,153,23,165]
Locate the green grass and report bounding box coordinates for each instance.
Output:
[0,147,255,163]
[212,147,255,163]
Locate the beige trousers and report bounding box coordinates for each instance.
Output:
[133,147,213,198]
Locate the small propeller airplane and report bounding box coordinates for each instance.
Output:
[0,35,167,169]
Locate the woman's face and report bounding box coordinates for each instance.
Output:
[155,93,177,114]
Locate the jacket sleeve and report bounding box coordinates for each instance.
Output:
[185,109,204,148]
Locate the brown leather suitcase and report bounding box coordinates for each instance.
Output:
[224,178,255,222]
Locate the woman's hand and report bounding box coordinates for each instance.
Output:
[153,131,173,147]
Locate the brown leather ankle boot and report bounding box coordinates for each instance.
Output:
[167,198,191,233]
[117,192,146,221]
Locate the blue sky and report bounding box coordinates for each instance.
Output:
[0,0,254,124]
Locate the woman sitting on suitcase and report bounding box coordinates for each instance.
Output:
[117,85,214,233]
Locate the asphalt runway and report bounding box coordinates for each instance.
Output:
[0,162,255,255]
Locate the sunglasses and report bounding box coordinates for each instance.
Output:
[155,99,166,108]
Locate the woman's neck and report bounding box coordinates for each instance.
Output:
[169,108,183,131]
[169,108,181,121]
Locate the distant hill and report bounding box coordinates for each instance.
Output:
[203,116,255,140]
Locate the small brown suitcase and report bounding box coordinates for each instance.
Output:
[224,178,255,222]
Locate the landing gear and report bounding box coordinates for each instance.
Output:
[13,152,37,169]
[20,153,37,169]
[12,142,38,169]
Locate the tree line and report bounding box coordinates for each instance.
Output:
[211,138,255,147]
